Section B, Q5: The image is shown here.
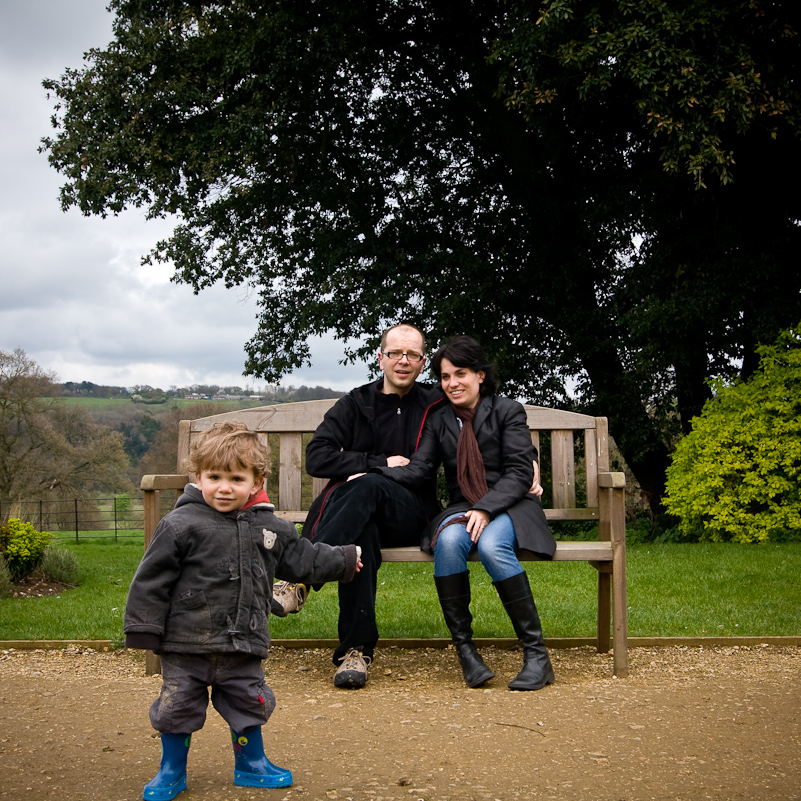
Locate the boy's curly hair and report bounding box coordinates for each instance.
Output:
[186,421,270,478]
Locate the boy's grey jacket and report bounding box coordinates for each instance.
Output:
[124,484,358,657]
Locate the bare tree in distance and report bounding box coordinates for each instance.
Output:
[0,349,131,502]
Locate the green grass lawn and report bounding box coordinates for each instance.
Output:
[1,542,799,642]
[0,539,143,643]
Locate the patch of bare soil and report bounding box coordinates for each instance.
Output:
[6,576,73,599]
[1,643,799,801]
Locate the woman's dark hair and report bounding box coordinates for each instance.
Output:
[430,336,497,397]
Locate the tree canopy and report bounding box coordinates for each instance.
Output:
[41,0,801,511]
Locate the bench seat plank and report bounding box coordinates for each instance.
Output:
[380,541,613,562]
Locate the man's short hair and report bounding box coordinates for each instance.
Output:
[380,323,427,352]
[186,421,270,478]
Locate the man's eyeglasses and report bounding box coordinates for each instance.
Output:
[381,350,425,363]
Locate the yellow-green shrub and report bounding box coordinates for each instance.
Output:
[664,324,801,543]
[0,519,54,581]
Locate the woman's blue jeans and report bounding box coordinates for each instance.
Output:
[433,512,523,582]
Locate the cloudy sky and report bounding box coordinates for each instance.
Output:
[0,0,371,392]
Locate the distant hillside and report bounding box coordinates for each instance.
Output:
[56,381,346,403]
[50,387,346,484]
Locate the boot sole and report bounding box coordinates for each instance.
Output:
[234,770,293,788]
[465,667,495,688]
[508,670,555,691]
[143,774,186,800]
[334,671,367,689]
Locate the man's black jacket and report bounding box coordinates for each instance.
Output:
[302,379,444,539]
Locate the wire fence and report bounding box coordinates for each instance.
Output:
[0,496,175,541]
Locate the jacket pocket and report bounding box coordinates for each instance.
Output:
[249,610,268,636]
[164,589,213,643]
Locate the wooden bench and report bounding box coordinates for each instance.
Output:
[140,399,628,677]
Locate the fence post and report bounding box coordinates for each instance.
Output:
[74,498,79,543]
[114,498,118,541]
[40,499,43,530]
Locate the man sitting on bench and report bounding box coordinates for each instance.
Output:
[274,323,443,688]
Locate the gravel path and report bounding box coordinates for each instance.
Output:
[1,644,799,801]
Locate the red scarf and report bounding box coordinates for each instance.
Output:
[453,404,488,505]
[430,403,489,550]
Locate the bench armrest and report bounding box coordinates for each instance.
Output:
[597,471,626,489]
[140,474,191,491]
[140,475,190,549]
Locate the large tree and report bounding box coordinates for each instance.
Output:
[42,0,801,511]
[0,349,131,501]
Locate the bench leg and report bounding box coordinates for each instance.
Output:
[597,567,611,654]
[145,651,161,676]
[599,482,628,677]
[612,541,629,677]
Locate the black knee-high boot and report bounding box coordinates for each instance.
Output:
[434,572,495,688]
[494,572,555,691]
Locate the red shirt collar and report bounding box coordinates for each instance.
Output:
[242,488,271,509]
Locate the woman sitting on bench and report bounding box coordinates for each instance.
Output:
[374,336,556,690]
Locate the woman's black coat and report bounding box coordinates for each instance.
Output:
[374,395,556,560]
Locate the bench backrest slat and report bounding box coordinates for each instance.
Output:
[279,432,303,511]
[584,428,598,507]
[550,430,575,509]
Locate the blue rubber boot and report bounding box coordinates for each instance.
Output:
[231,727,293,788]
[143,733,191,800]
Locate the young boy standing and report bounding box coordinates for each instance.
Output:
[124,422,361,800]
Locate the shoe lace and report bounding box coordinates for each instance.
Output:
[274,581,303,598]
[338,649,371,671]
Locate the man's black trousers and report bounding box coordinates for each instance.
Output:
[311,473,427,663]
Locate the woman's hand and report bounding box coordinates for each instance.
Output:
[529,460,543,497]
[465,509,491,542]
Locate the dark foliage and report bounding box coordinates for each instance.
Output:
[41,0,801,509]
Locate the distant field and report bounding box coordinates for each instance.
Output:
[56,396,132,408]
[53,397,268,410]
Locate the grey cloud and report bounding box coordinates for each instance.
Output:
[0,0,373,394]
